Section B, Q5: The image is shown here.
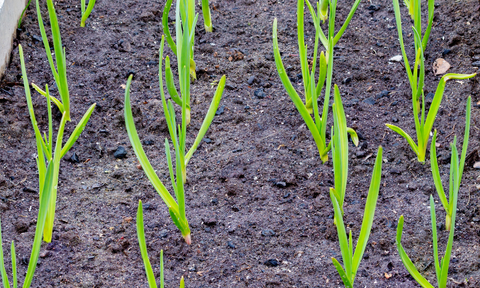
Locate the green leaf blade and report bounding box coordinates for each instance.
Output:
[60,103,96,158]
[352,146,383,277]
[396,216,434,288]
[136,201,158,288]
[185,75,226,165]
[124,75,178,210]
[331,257,353,288]
[386,124,419,157]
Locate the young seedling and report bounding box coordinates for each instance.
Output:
[430,97,471,231]
[396,119,468,287]
[137,200,185,288]
[163,0,212,88]
[399,0,435,52]
[162,0,200,124]
[397,195,457,288]
[124,1,225,244]
[21,0,96,243]
[201,0,213,32]
[0,162,54,288]
[17,0,32,28]
[386,0,475,162]
[80,0,96,27]
[272,0,360,162]
[329,85,383,287]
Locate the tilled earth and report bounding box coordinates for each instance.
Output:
[1,0,480,287]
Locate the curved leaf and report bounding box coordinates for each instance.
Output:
[386,124,419,156]
[185,75,225,165]
[124,75,177,210]
[331,257,353,288]
[60,103,96,158]
[272,18,327,162]
[352,146,383,277]
[136,201,158,288]
[162,0,177,54]
[396,216,434,288]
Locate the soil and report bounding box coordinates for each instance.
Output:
[1,0,480,287]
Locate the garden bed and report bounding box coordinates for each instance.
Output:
[1,0,480,287]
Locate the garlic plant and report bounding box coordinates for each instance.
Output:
[430,97,471,231]
[137,200,185,288]
[23,0,96,243]
[0,162,54,288]
[272,0,360,162]
[163,0,213,90]
[386,0,475,162]
[125,0,225,244]
[329,85,383,288]
[80,0,96,27]
[396,111,469,288]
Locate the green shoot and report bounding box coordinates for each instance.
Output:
[17,0,32,28]
[430,97,471,231]
[125,18,225,243]
[329,85,383,287]
[201,0,213,32]
[398,0,435,52]
[0,162,55,288]
[162,0,200,86]
[80,0,97,27]
[137,200,185,288]
[396,97,468,286]
[272,0,360,163]
[397,195,459,287]
[162,0,201,124]
[387,0,476,162]
[20,0,96,243]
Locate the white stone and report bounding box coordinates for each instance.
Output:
[389,55,403,62]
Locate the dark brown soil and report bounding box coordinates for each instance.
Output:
[1,0,480,287]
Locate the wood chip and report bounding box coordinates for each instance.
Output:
[433,58,451,75]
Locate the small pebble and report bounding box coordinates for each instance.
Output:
[363,98,376,105]
[275,181,287,188]
[69,152,80,163]
[227,241,236,249]
[114,146,127,159]
[390,169,401,175]
[225,84,236,90]
[389,55,402,62]
[142,140,154,145]
[216,105,225,115]
[159,229,169,238]
[367,4,381,11]
[40,251,52,258]
[356,151,366,157]
[262,229,276,237]
[247,76,256,85]
[254,88,266,98]
[32,35,42,42]
[376,90,390,99]
[264,259,279,267]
